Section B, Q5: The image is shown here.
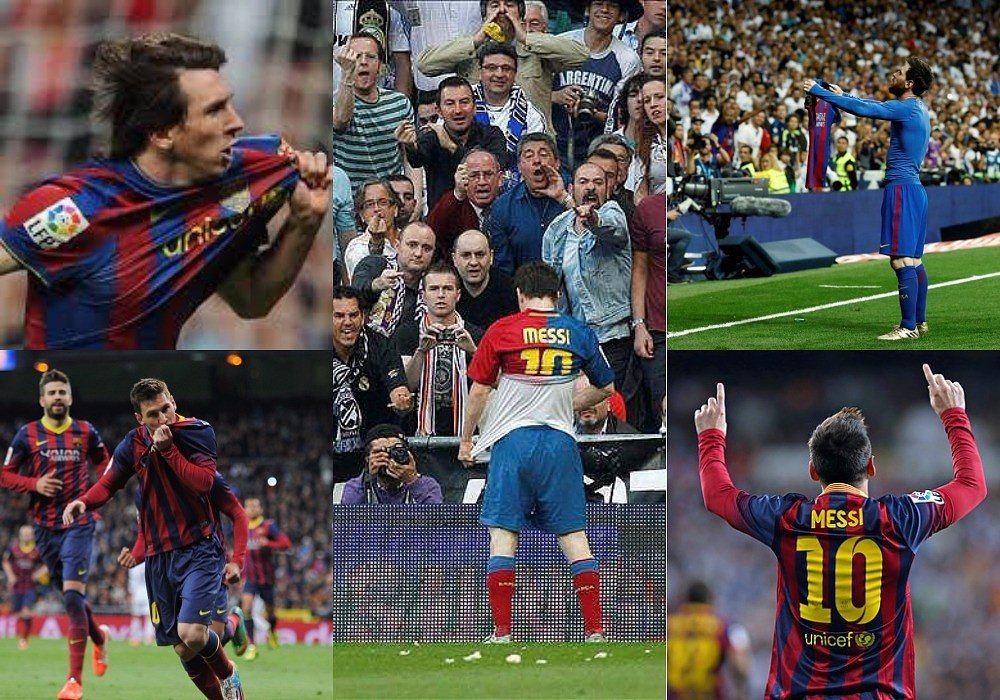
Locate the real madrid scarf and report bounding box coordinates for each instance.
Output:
[415,311,469,437]
[474,82,528,176]
[333,329,369,454]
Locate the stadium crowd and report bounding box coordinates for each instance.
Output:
[667,357,1000,697]
[666,0,1000,192]
[0,404,333,618]
[332,0,668,481]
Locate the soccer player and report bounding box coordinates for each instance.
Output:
[2,525,48,649]
[63,378,245,700]
[695,364,987,698]
[802,59,933,341]
[0,369,110,700]
[0,33,331,349]
[241,497,292,659]
[458,261,616,642]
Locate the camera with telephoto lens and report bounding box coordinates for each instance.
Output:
[576,88,605,122]
[386,444,410,465]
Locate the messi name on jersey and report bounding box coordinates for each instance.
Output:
[522,327,570,344]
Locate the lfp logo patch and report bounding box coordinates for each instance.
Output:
[24,197,89,249]
[908,490,945,505]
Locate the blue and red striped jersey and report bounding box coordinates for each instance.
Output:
[5,543,44,594]
[245,517,291,586]
[1,418,109,530]
[82,417,218,556]
[806,94,841,191]
[699,408,986,699]
[0,135,299,349]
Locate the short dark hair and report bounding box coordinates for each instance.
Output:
[686,580,711,604]
[513,261,560,301]
[386,173,414,189]
[130,378,170,413]
[905,57,932,96]
[422,260,461,289]
[479,0,526,18]
[808,407,872,486]
[477,40,518,68]
[516,131,557,158]
[363,423,408,458]
[333,285,364,306]
[347,32,385,63]
[436,76,474,105]
[92,34,227,160]
[640,27,666,50]
[39,369,70,394]
[589,147,619,163]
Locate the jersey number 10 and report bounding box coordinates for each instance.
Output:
[520,348,574,376]
[797,536,883,625]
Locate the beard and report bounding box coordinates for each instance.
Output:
[887,84,905,97]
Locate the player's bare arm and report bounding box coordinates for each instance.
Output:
[694,383,727,435]
[0,243,24,275]
[572,381,613,412]
[923,363,965,414]
[458,381,494,467]
[216,148,331,318]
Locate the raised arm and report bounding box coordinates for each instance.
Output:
[802,79,914,121]
[696,383,748,525]
[0,243,23,275]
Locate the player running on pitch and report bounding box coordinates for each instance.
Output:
[2,525,48,650]
[64,378,245,700]
[802,59,932,341]
[0,33,331,349]
[459,261,615,642]
[240,497,291,659]
[0,370,110,700]
[695,364,987,698]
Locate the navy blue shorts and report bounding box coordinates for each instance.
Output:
[144,538,224,646]
[481,426,587,535]
[34,523,94,590]
[211,581,231,622]
[11,591,37,612]
[880,182,927,258]
[244,581,275,606]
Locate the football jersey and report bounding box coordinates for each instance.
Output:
[467,309,614,456]
[806,94,840,190]
[699,408,986,698]
[0,135,299,349]
[1,417,109,529]
[245,517,291,586]
[667,602,733,698]
[6,543,44,594]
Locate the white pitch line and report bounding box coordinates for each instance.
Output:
[818,285,881,289]
[668,271,1000,338]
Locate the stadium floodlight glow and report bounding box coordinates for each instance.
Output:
[226,353,243,366]
[267,477,277,487]
[34,361,49,372]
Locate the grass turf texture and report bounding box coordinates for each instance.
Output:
[0,638,332,699]
[667,247,1000,349]
[333,642,666,699]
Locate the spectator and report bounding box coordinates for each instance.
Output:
[767,103,788,144]
[635,75,668,201]
[522,1,548,34]
[415,91,440,127]
[700,93,720,133]
[343,179,402,282]
[757,150,793,194]
[588,146,634,218]
[611,72,647,155]
[735,142,757,176]
[779,112,808,165]
[472,42,548,180]
[542,162,632,391]
[612,0,664,51]
[340,425,443,504]
[552,0,642,170]
[332,165,357,286]
[735,110,771,160]
[351,222,437,339]
[709,98,742,158]
[589,133,636,213]
[386,173,421,226]
[451,230,520,329]
[400,76,509,210]
[830,136,858,191]
[426,149,504,256]
[632,191,666,429]
[333,286,413,469]
[403,1,486,97]
[687,134,729,179]
[417,0,590,139]
[575,376,638,435]
[333,34,414,191]
[333,1,413,99]
[489,132,575,274]
[398,262,484,437]
[606,28,666,133]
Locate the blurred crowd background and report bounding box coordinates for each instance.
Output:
[0,0,333,348]
[667,351,1000,698]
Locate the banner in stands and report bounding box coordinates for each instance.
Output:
[333,435,666,504]
[331,503,666,643]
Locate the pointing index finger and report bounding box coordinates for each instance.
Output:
[717,382,725,408]
[922,363,935,385]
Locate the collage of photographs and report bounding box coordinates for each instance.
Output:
[0,0,995,699]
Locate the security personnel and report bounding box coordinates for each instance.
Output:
[831,135,858,190]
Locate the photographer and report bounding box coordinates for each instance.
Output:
[340,425,443,504]
[686,134,729,179]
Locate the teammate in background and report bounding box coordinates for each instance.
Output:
[118,470,251,657]
[0,369,110,700]
[63,378,245,700]
[667,580,750,699]
[459,261,615,642]
[125,560,155,646]
[802,58,932,341]
[695,364,987,698]
[2,525,48,649]
[241,497,292,659]
[0,33,331,349]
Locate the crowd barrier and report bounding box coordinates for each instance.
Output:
[332,503,665,643]
[677,182,1000,256]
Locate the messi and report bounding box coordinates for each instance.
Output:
[811,507,864,529]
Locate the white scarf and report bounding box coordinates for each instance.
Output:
[415,312,469,437]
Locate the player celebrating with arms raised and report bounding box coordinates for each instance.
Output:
[240,497,291,659]
[0,33,331,349]
[695,364,987,698]
[63,378,245,700]
[0,370,110,700]
[459,261,615,642]
[802,59,932,341]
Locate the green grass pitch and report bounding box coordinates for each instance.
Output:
[0,638,333,699]
[667,247,1000,349]
[333,642,666,699]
